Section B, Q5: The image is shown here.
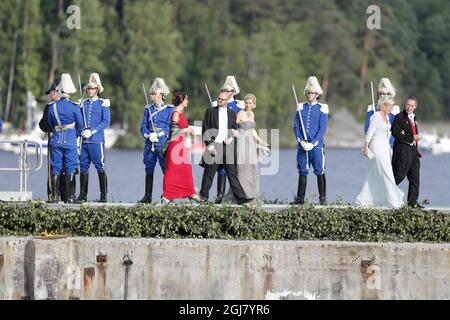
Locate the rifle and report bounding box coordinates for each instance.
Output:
[292,84,308,144]
[292,84,311,160]
[371,81,376,112]
[77,73,87,155]
[204,83,213,107]
[142,83,156,153]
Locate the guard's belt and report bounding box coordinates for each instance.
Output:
[55,122,75,132]
[149,127,163,132]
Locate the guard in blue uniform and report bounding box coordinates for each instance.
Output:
[139,77,174,203]
[292,76,329,205]
[39,82,67,202]
[0,119,3,133]
[78,73,111,203]
[364,78,400,147]
[212,76,244,203]
[48,73,84,203]
[220,75,244,113]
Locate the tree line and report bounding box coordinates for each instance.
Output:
[0,0,448,147]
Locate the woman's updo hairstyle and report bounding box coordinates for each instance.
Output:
[172,92,187,107]
[244,93,256,109]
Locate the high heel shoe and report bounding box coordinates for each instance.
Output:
[188,194,202,203]
[161,196,174,205]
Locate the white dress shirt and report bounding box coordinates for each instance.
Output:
[215,106,228,144]
[208,106,229,151]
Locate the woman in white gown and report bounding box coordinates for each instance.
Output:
[356,96,404,208]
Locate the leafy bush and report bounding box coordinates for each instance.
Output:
[0,202,448,243]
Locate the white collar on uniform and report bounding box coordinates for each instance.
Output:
[154,102,165,111]
[408,113,415,120]
[89,96,99,103]
[150,103,167,117]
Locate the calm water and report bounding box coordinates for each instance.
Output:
[0,148,449,206]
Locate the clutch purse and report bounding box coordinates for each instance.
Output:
[257,144,270,162]
[161,139,170,158]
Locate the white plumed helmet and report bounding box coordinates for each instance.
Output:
[149,77,170,97]
[304,76,323,96]
[56,73,77,95]
[220,75,240,95]
[84,73,104,93]
[378,78,396,97]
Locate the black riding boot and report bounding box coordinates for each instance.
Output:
[98,172,107,203]
[78,173,89,202]
[290,175,307,205]
[71,173,77,200]
[139,174,153,203]
[59,172,68,202]
[50,175,60,203]
[66,173,81,204]
[215,174,227,204]
[318,174,327,205]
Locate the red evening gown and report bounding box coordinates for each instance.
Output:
[163,111,196,200]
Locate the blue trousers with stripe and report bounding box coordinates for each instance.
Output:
[50,145,78,175]
[143,143,166,174]
[296,146,325,176]
[80,143,105,174]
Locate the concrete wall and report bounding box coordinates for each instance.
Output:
[0,237,449,300]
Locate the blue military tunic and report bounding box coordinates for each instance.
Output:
[140,102,174,174]
[364,104,399,148]
[212,98,244,112]
[79,97,111,174]
[293,102,329,176]
[0,119,3,133]
[48,97,84,175]
[226,98,244,113]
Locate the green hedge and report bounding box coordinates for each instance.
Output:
[0,202,449,243]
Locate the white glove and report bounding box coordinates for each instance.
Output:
[304,142,315,151]
[82,129,92,139]
[300,141,314,151]
[149,132,159,143]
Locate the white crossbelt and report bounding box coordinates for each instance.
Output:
[53,103,75,144]
[55,123,75,132]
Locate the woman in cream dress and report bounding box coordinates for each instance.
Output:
[356,96,404,208]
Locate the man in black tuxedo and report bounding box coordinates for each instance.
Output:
[199,91,251,204]
[391,96,423,208]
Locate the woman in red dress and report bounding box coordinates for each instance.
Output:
[162,92,201,203]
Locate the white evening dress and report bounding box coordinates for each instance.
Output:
[356,112,404,208]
